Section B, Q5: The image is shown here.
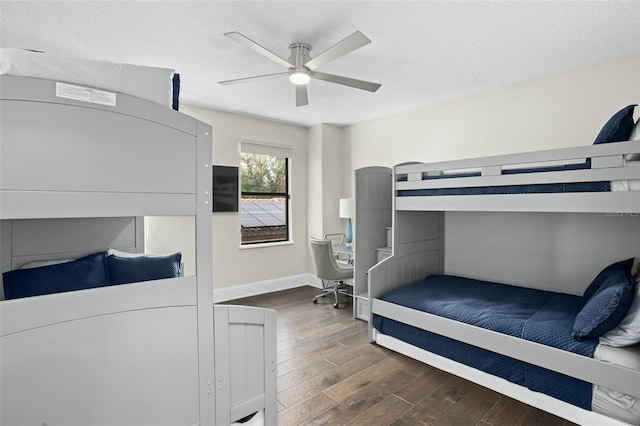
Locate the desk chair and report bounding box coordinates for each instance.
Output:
[309,237,353,308]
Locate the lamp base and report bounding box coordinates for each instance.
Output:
[345,218,352,244]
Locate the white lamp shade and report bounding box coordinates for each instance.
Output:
[339,198,353,218]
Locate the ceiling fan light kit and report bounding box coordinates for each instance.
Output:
[289,70,311,85]
[220,31,381,107]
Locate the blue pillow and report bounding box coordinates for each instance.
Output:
[2,251,110,300]
[582,258,635,299]
[593,105,637,145]
[572,270,635,341]
[107,252,182,285]
[172,73,180,111]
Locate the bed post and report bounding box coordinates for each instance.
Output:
[195,121,215,425]
[0,221,10,300]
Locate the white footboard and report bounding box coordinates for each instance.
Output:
[1,277,201,426]
[214,305,277,426]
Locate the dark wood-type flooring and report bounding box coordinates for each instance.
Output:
[225,286,578,426]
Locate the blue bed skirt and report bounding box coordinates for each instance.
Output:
[373,275,598,409]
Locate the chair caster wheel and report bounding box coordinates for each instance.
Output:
[313,298,318,304]
[333,303,340,308]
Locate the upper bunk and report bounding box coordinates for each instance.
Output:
[0,74,211,220]
[394,105,640,213]
[0,65,213,332]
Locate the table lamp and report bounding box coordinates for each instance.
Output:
[339,198,353,244]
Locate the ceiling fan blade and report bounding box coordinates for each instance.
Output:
[296,85,308,107]
[224,32,294,68]
[219,72,288,85]
[304,31,371,71]
[312,71,381,93]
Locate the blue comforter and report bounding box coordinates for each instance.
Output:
[373,274,598,409]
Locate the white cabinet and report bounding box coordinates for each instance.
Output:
[355,297,370,321]
[353,166,392,322]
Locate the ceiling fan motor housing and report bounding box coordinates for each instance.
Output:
[288,43,312,84]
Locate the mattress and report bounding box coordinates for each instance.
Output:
[0,48,179,109]
[372,275,598,409]
[397,160,639,196]
[612,161,640,192]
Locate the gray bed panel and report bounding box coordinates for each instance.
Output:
[1,99,195,195]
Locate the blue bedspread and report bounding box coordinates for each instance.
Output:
[373,275,598,409]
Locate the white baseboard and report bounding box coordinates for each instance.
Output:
[213,273,321,303]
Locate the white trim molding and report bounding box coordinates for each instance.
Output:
[213,273,321,303]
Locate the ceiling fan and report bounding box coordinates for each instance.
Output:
[219,31,381,107]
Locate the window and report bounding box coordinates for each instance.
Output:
[240,140,293,245]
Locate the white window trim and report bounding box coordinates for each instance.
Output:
[240,138,294,246]
[240,137,295,158]
[239,240,295,250]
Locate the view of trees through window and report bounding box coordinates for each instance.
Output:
[240,152,289,244]
[240,153,286,193]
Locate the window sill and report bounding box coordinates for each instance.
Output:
[240,240,294,250]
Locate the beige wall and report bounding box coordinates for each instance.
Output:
[307,124,348,240]
[151,53,639,293]
[344,53,640,173]
[344,53,640,291]
[148,105,309,289]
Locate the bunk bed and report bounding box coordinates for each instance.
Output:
[368,106,640,425]
[0,69,276,425]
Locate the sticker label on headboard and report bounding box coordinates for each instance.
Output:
[56,82,117,107]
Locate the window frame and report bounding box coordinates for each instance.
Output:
[239,153,291,246]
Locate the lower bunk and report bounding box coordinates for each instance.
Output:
[370,266,640,425]
[0,251,277,426]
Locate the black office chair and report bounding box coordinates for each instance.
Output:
[309,237,353,308]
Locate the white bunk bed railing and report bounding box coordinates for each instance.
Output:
[394,141,640,213]
[396,140,640,180]
[371,294,640,399]
[0,275,197,336]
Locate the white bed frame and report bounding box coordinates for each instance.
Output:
[0,76,276,426]
[395,141,640,212]
[369,144,640,425]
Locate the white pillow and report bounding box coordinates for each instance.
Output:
[600,273,640,347]
[630,118,640,141]
[626,118,640,161]
[0,48,175,108]
[107,248,142,257]
[107,248,178,258]
[21,259,72,269]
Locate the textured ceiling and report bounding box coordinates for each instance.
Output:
[1,1,639,127]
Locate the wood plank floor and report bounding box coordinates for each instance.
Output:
[224,286,577,426]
